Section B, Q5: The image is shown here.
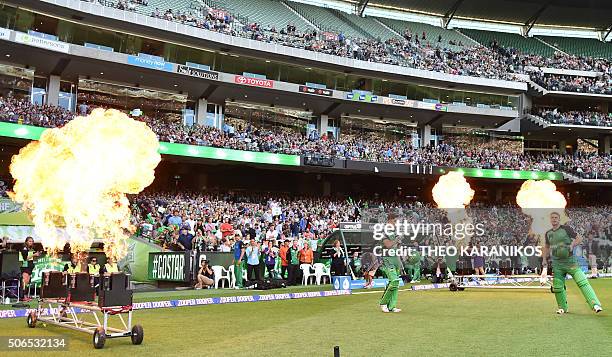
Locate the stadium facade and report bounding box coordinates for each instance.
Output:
[0,0,610,200]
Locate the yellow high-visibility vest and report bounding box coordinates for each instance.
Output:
[88,264,101,275]
[66,264,82,274]
[19,249,34,268]
[104,263,119,273]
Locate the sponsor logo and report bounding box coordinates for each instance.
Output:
[127,55,173,72]
[15,33,69,53]
[382,97,416,107]
[0,28,10,41]
[176,65,219,80]
[299,85,333,97]
[234,75,274,88]
[340,222,361,230]
[346,93,377,102]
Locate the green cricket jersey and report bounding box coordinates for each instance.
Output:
[381,255,402,273]
[545,225,577,264]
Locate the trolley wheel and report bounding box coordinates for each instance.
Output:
[26,312,37,328]
[449,283,457,291]
[458,287,465,291]
[131,324,144,345]
[93,327,106,349]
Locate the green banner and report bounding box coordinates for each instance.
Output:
[438,167,563,181]
[30,256,69,287]
[0,122,300,166]
[124,237,162,282]
[148,251,191,282]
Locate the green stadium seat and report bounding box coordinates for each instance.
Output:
[538,36,612,59]
[203,0,314,31]
[377,17,477,51]
[460,29,556,56]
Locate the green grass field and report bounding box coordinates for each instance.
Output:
[1,279,611,357]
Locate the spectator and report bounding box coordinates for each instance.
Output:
[330,239,346,276]
[263,240,276,279]
[245,236,261,281]
[286,240,300,285]
[279,239,290,279]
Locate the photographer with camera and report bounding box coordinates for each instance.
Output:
[194,259,214,289]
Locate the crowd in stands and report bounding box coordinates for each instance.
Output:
[84,0,612,93]
[131,190,612,276]
[1,96,610,179]
[537,109,612,127]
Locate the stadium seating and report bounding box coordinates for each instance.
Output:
[329,10,397,41]
[285,2,371,39]
[460,29,556,56]
[378,17,477,51]
[135,0,197,16]
[203,0,313,31]
[538,36,612,59]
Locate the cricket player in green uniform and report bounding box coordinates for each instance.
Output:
[543,212,602,314]
[407,240,421,283]
[379,237,403,313]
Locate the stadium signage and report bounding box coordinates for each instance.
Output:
[176,65,219,80]
[14,32,69,53]
[127,55,173,72]
[346,93,378,102]
[234,75,274,88]
[299,85,333,97]
[0,28,10,40]
[148,252,190,282]
[382,97,416,107]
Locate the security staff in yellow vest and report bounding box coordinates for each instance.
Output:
[19,237,41,301]
[101,258,120,275]
[87,257,101,275]
[63,255,83,274]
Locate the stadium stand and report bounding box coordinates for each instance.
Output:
[203,0,313,31]
[377,17,477,51]
[460,29,557,57]
[538,36,612,59]
[285,1,370,39]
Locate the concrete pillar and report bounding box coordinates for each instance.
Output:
[420,125,432,148]
[318,114,329,135]
[216,104,224,129]
[196,98,208,126]
[520,93,532,115]
[559,140,566,154]
[599,135,611,154]
[46,75,60,107]
[322,180,331,197]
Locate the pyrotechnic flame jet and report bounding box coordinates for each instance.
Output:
[9,108,161,262]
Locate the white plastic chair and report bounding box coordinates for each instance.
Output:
[211,265,230,289]
[228,265,236,288]
[300,264,316,285]
[313,263,331,285]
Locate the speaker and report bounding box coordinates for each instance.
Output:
[68,273,96,302]
[499,260,513,276]
[0,251,20,279]
[456,260,472,275]
[41,271,68,299]
[98,273,133,307]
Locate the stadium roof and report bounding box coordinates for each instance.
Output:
[367,0,612,30]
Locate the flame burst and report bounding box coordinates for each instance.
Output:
[9,108,160,261]
[432,171,475,224]
[516,180,567,241]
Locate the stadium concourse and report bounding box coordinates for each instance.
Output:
[0,98,611,179]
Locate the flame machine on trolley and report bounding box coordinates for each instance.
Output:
[27,270,143,349]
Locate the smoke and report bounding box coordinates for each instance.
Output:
[516,180,567,240]
[9,108,160,261]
